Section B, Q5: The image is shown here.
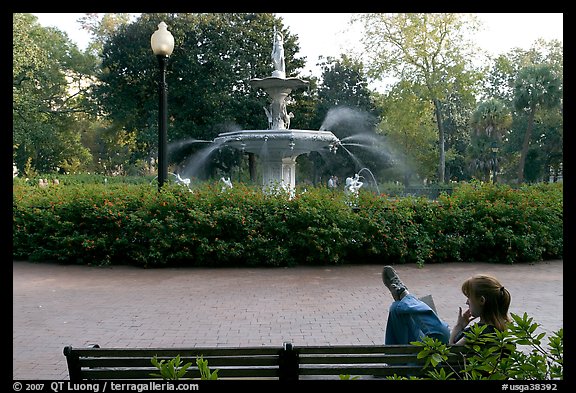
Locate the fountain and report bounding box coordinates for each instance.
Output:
[213,27,340,193]
[358,167,380,195]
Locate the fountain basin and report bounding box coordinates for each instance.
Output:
[214,129,340,191]
[214,129,339,157]
[250,77,309,91]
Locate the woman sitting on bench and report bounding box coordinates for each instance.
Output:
[382,266,512,346]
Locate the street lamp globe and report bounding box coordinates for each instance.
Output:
[151,22,174,56]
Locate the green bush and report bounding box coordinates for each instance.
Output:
[12,178,563,267]
[150,355,193,380]
[404,312,563,380]
[150,354,219,380]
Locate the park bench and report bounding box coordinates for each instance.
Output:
[63,341,469,381]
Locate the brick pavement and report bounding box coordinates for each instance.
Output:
[13,259,563,380]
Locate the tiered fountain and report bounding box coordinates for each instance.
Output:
[213,28,340,192]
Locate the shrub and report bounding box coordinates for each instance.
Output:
[150,355,219,380]
[150,355,193,380]
[12,179,562,267]
[407,312,563,380]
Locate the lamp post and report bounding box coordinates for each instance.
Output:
[491,141,499,184]
[151,22,174,190]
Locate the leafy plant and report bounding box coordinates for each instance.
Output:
[408,312,562,380]
[196,355,219,380]
[150,355,193,380]
[339,374,360,380]
[150,355,219,380]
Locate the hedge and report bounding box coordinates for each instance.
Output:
[12,179,563,267]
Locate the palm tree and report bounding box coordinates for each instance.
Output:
[469,99,511,182]
[513,64,562,183]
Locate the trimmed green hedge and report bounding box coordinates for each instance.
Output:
[12,179,563,267]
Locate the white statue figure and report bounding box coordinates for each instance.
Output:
[13,163,18,178]
[279,101,290,129]
[353,173,363,187]
[175,173,191,186]
[284,111,294,130]
[345,173,363,197]
[345,176,353,190]
[271,26,285,78]
[220,176,233,192]
[269,98,286,129]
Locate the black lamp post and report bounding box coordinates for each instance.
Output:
[151,22,174,190]
[491,141,499,184]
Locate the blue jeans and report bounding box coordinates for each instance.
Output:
[385,294,450,345]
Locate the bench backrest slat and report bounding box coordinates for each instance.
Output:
[64,344,468,381]
[297,344,420,354]
[81,367,280,380]
[299,365,426,378]
[298,354,425,365]
[70,347,280,357]
[81,355,280,368]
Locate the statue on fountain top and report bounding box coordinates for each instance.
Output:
[265,99,293,130]
[271,26,285,78]
[250,28,309,130]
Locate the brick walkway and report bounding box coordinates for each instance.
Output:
[13,260,563,380]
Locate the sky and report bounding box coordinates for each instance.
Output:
[32,12,563,90]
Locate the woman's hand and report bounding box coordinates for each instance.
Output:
[455,306,476,330]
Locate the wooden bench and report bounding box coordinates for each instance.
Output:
[63,342,469,381]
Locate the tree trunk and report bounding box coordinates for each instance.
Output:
[434,99,445,183]
[403,171,410,187]
[518,108,535,183]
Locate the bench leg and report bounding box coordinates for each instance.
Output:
[278,342,299,381]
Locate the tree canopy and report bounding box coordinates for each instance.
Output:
[94,13,307,178]
[353,13,483,183]
[13,13,94,174]
[13,13,563,186]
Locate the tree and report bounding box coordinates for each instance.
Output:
[13,13,95,174]
[353,13,482,183]
[377,80,437,185]
[304,54,384,185]
[314,54,379,127]
[482,40,563,184]
[481,39,563,106]
[513,64,562,183]
[468,99,512,182]
[78,13,134,57]
[93,13,307,181]
[438,79,477,183]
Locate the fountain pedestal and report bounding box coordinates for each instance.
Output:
[251,77,308,130]
[261,155,296,191]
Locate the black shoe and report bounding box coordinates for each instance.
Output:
[382,266,408,301]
